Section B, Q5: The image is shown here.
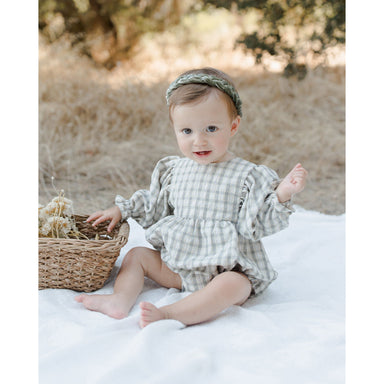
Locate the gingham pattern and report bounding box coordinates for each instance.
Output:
[116,156,294,295]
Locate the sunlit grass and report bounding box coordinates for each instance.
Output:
[39,10,345,215]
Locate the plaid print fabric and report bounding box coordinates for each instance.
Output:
[116,156,294,295]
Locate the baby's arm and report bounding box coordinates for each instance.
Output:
[275,163,308,203]
[87,206,122,233]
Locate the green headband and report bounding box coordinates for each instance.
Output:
[166,73,243,117]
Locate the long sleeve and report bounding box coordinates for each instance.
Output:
[237,165,294,241]
[115,156,178,229]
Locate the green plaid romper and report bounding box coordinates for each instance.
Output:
[116,156,294,296]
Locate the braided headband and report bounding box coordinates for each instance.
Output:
[166,73,243,117]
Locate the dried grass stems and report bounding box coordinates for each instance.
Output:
[39,35,345,215]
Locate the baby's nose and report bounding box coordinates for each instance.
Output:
[193,133,207,146]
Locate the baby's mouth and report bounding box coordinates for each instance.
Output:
[194,151,212,157]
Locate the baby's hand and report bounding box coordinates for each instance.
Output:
[276,163,308,203]
[87,206,122,232]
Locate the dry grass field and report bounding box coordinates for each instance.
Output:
[39,17,345,216]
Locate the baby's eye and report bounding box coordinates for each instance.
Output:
[182,128,192,135]
[206,126,218,133]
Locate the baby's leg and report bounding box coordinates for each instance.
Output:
[140,271,252,327]
[75,247,182,319]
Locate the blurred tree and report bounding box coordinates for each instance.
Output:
[202,0,345,78]
[39,0,186,68]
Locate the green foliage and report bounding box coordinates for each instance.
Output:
[203,0,345,77]
[39,0,186,68]
[39,0,345,74]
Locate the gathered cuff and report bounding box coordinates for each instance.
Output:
[267,191,295,214]
[115,195,132,221]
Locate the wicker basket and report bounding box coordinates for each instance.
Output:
[39,215,130,292]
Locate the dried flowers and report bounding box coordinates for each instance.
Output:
[39,190,85,239]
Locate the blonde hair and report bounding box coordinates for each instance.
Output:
[167,68,241,122]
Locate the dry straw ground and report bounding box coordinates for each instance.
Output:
[39,20,345,216]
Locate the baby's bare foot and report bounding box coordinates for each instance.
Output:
[75,293,130,319]
[139,302,167,328]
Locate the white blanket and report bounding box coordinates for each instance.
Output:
[39,208,345,383]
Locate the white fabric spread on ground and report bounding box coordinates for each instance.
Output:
[39,208,345,384]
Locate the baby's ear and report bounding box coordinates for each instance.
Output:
[230,116,241,136]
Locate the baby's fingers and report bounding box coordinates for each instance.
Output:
[293,169,307,178]
[107,217,119,233]
[292,165,308,178]
[289,163,302,172]
[87,211,104,223]
[92,215,110,227]
[293,163,308,173]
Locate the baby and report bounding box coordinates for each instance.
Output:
[75,67,308,328]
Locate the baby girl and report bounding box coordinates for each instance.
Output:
[75,67,308,328]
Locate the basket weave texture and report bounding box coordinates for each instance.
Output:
[39,215,129,292]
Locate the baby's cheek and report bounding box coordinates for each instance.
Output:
[216,136,231,149]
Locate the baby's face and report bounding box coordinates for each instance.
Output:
[171,91,240,164]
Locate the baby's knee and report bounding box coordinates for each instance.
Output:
[214,271,252,303]
[121,247,162,277]
[122,247,146,267]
